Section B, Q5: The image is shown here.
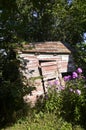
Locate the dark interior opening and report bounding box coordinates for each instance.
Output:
[62,72,72,78]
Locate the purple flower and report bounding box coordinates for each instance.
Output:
[48,81,53,86]
[75,89,81,95]
[68,75,71,80]
[77,68,82,74]
[54,80,58,85]
[64,75,71,81]
[64,76,68,81]
[60,86,65,90]
[69,88,73,92]
[72,72,78,79]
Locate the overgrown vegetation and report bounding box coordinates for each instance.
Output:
[0,0,86,129]
[0,49,36,127]
[1,68,86,130]
[1,113,84,130]
[38,68,86,129]
[74,42,86,73]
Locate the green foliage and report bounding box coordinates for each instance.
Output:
[35,68,86,129]
[0,49,35,126]
[60,69,86,128]
[0,0,86,128]
[43,87,62,113]
[74,42,86,73]
[1,0,86,45]
[1,113,84,130]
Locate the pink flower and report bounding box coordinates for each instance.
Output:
[75,89,81,95]
[54,80,58,85]
[64,76,68,81]
[60,86,65,90]
[72,72,78,79]
[77,68,82,74]
[68,75,71,80]
[64,75,71,81]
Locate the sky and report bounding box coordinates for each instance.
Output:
[83,33,86,43]
[68,0,72,5]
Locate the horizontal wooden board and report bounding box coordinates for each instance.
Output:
[41,65,57,71]
[40,61,57,66]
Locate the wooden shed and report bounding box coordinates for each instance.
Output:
[18,41,75,100]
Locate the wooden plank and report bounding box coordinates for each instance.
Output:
[41,61,57,66]
[41,65,57,71]
[42,71,56,75]
[43,74,56,80]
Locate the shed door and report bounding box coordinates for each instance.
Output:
[38,60,58,92]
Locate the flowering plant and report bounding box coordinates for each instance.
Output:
[60,68,86,125]
[42,67,86,127]
[43,79,64,113]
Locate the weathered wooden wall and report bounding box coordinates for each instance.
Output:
[17,42,75,104]
[18,53,74,89]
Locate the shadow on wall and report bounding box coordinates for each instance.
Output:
[62,54,75,77]
[67,55,75,72]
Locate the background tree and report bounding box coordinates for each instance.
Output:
[0,0,86,44]
[0,0,86,125]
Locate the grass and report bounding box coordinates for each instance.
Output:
[1,112,84,130]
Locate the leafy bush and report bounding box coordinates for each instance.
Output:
[39,80,64,114]
[60,68,86,127]
[2,112,84,130]
[41,68,86,128]
[0,113,76,130]
[0,49,35,126]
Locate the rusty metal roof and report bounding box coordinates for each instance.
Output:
[22,41,71,54]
